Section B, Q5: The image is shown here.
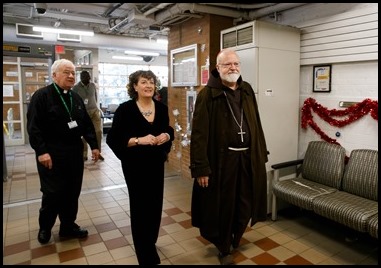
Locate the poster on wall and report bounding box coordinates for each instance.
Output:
[3,85,14,97]
[201,65,209,86]
[170,44,198,87]
[313,65,331,92]
[186,90,197,131]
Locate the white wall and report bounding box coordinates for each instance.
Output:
[299,62,378,157]
[262,3,378,157]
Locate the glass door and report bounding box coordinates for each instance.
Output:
[3,56,50,146]
[21,59,50,144]
[3,56,23,146]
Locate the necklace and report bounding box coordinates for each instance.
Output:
[137,100,153,117]
[223,91,245,142]
[141,110,153,117]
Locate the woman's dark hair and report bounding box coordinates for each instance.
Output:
[127,70,158,100]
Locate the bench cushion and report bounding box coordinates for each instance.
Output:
[302,141,346,189]
[273,178,337,210]
[312,191,377,233]
[341,149,378,201]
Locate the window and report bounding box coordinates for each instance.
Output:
[98,63,168,108]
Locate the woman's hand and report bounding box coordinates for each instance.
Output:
[140,134,158,145]
[137,133,170,146]
[155,133,170,145]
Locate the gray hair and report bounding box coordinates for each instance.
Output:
[216,48,240,65]
[51,59,75,74]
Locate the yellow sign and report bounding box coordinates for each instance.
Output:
[3,44,31,53]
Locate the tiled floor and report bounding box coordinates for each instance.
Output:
[3,138,378,265]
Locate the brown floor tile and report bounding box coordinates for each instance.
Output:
[95,222,118,233]
[254,237,281,251]
[104,237,129,250]
[252,252,281,265]
[232,236,251,249]
[31,244,57,259]
[284,255,313,265]
[118,226,132,236]
[164,207,183,216]
[161,216,176,225]
[3,241,30,256]
[231,250,248,263]
[158,226,168,236]
[178,219,193,229]
[58,248,85,263]
[80,233,103,246]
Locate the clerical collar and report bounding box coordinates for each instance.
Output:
[54,83,69,94]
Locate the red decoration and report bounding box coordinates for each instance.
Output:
[301,98,378,145]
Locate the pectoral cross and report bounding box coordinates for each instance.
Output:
[238,127,246,143]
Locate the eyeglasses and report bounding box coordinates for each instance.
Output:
[218,62,240,68]
[61,70,76,76]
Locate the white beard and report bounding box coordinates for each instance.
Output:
[221,72,240,83]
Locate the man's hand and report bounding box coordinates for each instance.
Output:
[38,153,52,169]
[197,176,209,188]
[91,149,100,162]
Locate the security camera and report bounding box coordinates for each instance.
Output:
[34,3,47,15]
[142,56,154,63]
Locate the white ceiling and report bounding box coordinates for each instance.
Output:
[3,3,308,59]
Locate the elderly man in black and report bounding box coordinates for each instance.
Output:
[27,58,100,244]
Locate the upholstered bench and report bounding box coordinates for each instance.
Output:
[312,149,378,234]
[271,141,346,220]
[271,141,378,239]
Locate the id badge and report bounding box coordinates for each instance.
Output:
[68,120,78,129]
[84,98,88,105]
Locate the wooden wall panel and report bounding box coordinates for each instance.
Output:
[166,14,234,179]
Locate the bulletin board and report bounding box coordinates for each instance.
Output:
[170,44,198,87]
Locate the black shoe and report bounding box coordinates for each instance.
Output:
[38,229,51,244]
[59,225,88,238]
[99,154,105,161]
[218,252,234,265]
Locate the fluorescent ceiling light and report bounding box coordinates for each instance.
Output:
[33,26,94,36]
[156,38,168,44]
[124,50,160,56]
[112,55,143,61]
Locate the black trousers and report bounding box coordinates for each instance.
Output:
[37,142,84,230]
[122,159,165,265]
[216,149,252,254]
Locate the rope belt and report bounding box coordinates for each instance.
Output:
[228,147,249,151]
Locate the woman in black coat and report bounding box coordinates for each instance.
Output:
[106,70,174,265]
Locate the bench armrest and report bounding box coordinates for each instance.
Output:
[271,159,303,183]
[271,159,303,170]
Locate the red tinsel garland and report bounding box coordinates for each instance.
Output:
[301,98,378,145]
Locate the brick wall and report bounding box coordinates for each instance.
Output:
[166,14,234,179]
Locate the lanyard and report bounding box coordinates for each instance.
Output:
[53,83,73,121]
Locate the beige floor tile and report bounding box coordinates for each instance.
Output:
[3,142,378,265]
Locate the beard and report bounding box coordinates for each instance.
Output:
[220,72,240,83]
